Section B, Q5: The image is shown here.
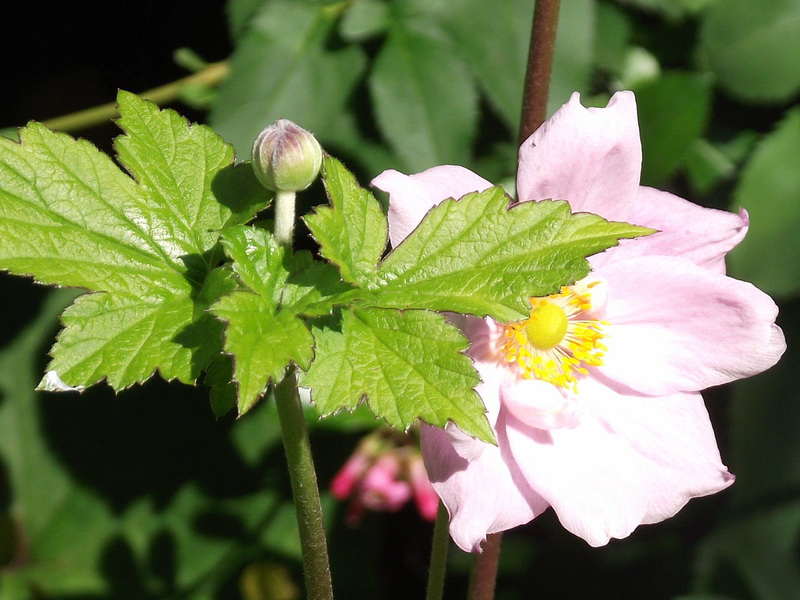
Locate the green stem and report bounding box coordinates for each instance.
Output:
[274,370,334,600]
[39,61,229,133]
[518,0,561,144]
[426,502,450,600]
[274,190,297,247]
[466,533,503,600]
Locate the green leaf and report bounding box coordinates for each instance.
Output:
[371,188,652,322]
[301,307,494,443]
[339,0,390,41]
[212,292,314,413]
[115,90,257,261]
[210,0,367,158]
[370,15,478,171]
[634,71,712,184]
[0,122,185,293]
[221,225,288,301]
[305,156,388,286]
[213,226,317,413]
[281,250,354,317]
[684,138,736,194]
[205,354,237,417]
[44,292,195,390]
[701,0,800,103]
[0,92,265,390]
[728,108,800,297]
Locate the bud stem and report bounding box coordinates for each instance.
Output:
[274,368,334,600]
[274,190,297,247]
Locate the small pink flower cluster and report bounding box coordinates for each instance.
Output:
[331,429,439,525]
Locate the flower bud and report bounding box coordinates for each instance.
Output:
[252,119,323,192]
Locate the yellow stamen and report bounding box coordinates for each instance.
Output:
[501,285,607,392]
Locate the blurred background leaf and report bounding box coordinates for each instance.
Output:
[700,0,800,103]
[728,108,800,298]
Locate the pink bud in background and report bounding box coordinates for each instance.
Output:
[331,429,437,524]
[331,451,371,500]
[409,455,439,522]
[359,455,412,512]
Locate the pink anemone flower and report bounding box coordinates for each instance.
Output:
[371,92,785,552]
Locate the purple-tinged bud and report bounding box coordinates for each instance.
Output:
[252,119,323,192]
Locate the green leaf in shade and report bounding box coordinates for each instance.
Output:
[369,16,478,171]
[0,92,267,391]
[281,250,354,317]
[220,225,289,301]
[371,188,652,322]
[212,226,315,413]
[728,108,800,298]
[205,353,238,417]
[210,0,367,159]
[634,71,712,184]
[301,307,494,443]
[212,292,314,414]
[440,0,594,131]
[305,156,388,286]
[615,0,708,19]
[701,0,800,103]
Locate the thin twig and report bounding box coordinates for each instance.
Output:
[39,61,229,133]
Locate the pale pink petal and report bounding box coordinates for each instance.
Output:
[597,256,785,395]
[371,166,494,247]
[500,378,582,430]
[593,187,749,273]
[516,92,641,222]
[438,316,506,462]
[421,417,549,553]
[504,378,733,546]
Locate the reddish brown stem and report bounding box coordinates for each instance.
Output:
[466,533,503,600]
[518,0,562,144]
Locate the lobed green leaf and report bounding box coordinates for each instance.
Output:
[301,307,494,443]
[0,92,268,391]
[42,292,197,390]
[212,292,314,414]
[220,225,288,303]
[305,156,388,286]
[371,187,652,322]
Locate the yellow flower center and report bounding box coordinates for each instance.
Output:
[524,302,569,350]
[502,283,607,392]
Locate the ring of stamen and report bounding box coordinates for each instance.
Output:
[501,284,607,392]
